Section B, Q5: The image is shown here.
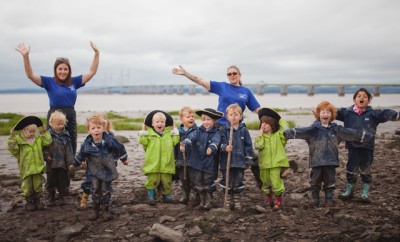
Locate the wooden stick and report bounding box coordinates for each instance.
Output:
[223,125,234,209]
[183,151,187,180]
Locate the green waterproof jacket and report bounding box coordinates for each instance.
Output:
[139,126,180,175]
[255,119,289,169]
[8,131,52,179]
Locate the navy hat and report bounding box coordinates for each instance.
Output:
[195,108,224,120]
[144,110,174,127]
[258,108,281,121]
[13,116,43,131]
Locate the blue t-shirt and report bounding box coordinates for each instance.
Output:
[209,81,260,124]
[40,75,84,107]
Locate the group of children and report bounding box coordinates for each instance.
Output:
[7,88,400,218]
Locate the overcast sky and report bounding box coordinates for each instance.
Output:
[1,0,399,90]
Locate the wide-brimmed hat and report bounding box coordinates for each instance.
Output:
[195,108,224,120]
[258,108,281,121]
[13,116,43,131]
[144,110,174,127]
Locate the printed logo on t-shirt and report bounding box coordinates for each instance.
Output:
[69,86,76,91]
[239,94,248,100]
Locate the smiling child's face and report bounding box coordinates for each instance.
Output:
[201,115,216,130]
[354,91,370,110]
[180,111,195,129]
[152,114,166,133]
[319,108,332,126]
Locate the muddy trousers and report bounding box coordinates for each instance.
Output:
[144,173,172,195]
[189,167,216,193]
[91,177,112,208]
[176,166,191,192]
[219,168,245,194]
[46,168,69,196]
[310,166,336,193]
[21,174,43,199]
[346,148,374,184]
[260,167,285,196]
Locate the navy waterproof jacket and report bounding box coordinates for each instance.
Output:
[174,123,198,167]
[337,106,399,150]
[43,128,74,172]
[284,121,372,168]
[181,125,220,174]
[220,123,254,170]
[73,132,127,182]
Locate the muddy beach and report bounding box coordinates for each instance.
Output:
[0,109,399,242]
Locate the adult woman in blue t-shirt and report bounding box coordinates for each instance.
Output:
[16,41,100,154]
[172,65,261,125]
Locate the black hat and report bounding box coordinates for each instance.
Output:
[144,110,174,127]
[195,108,224,120]
[13,116,43,131]
[258,108,281,121]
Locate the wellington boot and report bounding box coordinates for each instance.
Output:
[58,196,66,206]
[361,183,370,200]
[25,198,35,211]
[309,191,320,208]
[179,189,190,204]
[203,193,213,210]
[188,191,200,207]
[88,204,100,221]
[80,192,89,209]
[147,189,156,206]
[163,194,177,204]
[339,183,355,199]
[47,191,56,207]
[273,195,282,211]
[35,197,44,210]
[101,205,113,221]
[324,190,334,208]
[233,194,241,211]
[265,194,274,208]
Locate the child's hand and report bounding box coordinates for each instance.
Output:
[206,147,212,155]
[10,128,16,136]
[40,126,46,134]
[258,124,265,136]
[122,160,129,166]
[142,123,146,132]
[81,161,87,169]
[69,165,75,171]
[226,145,233,152]
[180,142,185,152]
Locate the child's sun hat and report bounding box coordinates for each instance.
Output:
[195,108,224,120]
[144,110,174,127]
[13,116,43,131]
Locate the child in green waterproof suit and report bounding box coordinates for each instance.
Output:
[8,116,52,211]
[139,110,180,205]
[254,108,289,210]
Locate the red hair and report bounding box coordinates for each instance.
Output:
[314,101,337,121]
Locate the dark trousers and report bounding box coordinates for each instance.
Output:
[46,168,69,196]
[189,167,216,193]
[176,166,191,191]
[310,166,336,193]
[91,177,112,207]
[219,168,245,194]
[81,170,92,194]
[47,107,77,154]
[346,148,374,184]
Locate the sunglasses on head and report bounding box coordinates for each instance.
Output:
[227,72,238,76]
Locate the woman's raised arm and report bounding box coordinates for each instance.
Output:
[82,41,100,85]
[15,43,42,86]
[172,65,210,91]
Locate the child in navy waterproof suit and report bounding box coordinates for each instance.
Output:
[180,108,223,209]
[336,88,399,201]
[219,104,253,210]
[174,107,198,205]
[70,114,128,220]
[284,101,373,207]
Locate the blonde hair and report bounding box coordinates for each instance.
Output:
[226,103,243,115]
[49,110,67,127]
[86,114,107,130]
[179,106,194,117]
[314,101,337,121]
[152,112,166,122]
[93,112,113,132]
